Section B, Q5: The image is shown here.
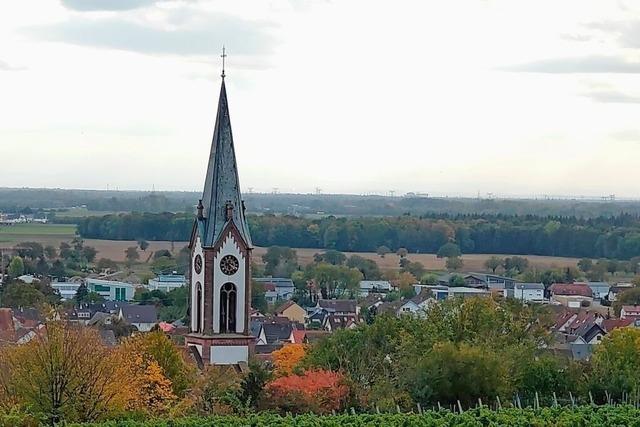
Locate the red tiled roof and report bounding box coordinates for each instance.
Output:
[550,284,592,297]
[622,305,640,315]
[263,283,276,292]
[291,329,306,344]
[602,318,634,333]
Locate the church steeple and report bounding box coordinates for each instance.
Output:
[199,76,252,248]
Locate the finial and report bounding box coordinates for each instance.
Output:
[221,46,227,79]
[197,199,204,220]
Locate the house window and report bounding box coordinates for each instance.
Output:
[115,288,126,301]
[220,282,237,333]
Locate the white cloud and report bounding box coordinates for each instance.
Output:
[1,0,640,197]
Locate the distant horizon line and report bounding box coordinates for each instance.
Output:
[1,186,640,202]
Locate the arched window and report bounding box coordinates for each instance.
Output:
[195,282,202,333]
[220,282,237,333]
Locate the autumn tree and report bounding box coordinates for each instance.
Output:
[0,323,128,423]
[120,330,195,397]
[262,370,348,414]
[272,344,306,376]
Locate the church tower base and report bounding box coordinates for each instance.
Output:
[185,333,255,366]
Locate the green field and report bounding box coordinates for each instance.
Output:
[0,223,77,244]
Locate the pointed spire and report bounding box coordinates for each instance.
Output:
[221,46,227,79]
[199,67,252,247]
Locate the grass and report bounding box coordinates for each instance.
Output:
[0,223,77,246]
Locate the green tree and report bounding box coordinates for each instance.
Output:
[74,283,89,305]
[1,282,46,308]
[50,260,66,279]
[578,258,593,272]
[445,256,463,272]
[420,273,438,285]
[153,249,172,260]
[96,258,118,271]
[8,256,24,278]
[437,243,461,259]
[484,256,503,273]
[152,256,178,274]
[125,247,139,266]
[589,328,640,401]
[314,250,346,266]
[44,245,57,260]
[138,239,150,252]
[403,261,425,278]
[448,274,465,286]
[376,246,390,258]
[262,246,298,277]
[503,256,529,274]
[396,247,408,258]
[82,246,98,263]
[613,287,640,316]
[346,255,381,280]
[251,281,267,313]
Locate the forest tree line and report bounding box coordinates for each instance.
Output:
[75,212,640,260]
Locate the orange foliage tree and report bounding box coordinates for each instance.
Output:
[262,370,349,414]
[272,344,306,376]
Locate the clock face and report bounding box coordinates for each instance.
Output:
[220,255,239,275]
[194,255,202,274]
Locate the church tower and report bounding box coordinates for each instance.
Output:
[185,61,254,365]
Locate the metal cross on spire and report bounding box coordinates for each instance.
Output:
[221,46,227,79]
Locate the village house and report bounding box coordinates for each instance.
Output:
[307,299,359,331]
[117,304,158,332]
[147,274,186,292]
[620,305,640,320]
[254,277,295,301]
[359,280,393,297]
[582,281,611,300]
[274,300,306,324]
[549,283,593,308]
[462,273,519,290]
[608,284,634,302]
[504,282,545,302]
[376,290,434,318]
[86,278,137,301]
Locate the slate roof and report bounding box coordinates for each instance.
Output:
[411,289,433,305]
[197,78,251,247]
[262,322,293,344]
[318,299,357,314]
[304,330,331,344]
[120,304,158,324]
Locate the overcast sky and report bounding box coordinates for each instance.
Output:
[1,0,640,197]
